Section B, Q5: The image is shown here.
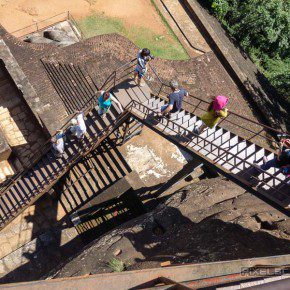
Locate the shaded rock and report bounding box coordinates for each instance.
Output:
[113,249,122,256]
[233,216,261,232]
[43,30,70,42]
[274,220,290,235]
[46,178,289,279]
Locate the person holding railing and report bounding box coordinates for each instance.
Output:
[96,90,123,118]
[193,95,229,135]
[157,80,188,118]
[134,48,154,87]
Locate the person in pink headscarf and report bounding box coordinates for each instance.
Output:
[194,95,229,135]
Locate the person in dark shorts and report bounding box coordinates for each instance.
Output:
[158,80,188,118]
[134,48,154,87]
[247,137,290,186]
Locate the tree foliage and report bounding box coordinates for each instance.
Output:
[203,0,290,103]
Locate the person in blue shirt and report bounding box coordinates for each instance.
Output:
[96,90,123,118]
[158,80,188,118]
[134,48,154,87]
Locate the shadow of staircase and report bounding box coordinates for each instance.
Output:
[54,136,132,219]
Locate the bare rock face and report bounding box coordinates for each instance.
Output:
[47,177,290,279]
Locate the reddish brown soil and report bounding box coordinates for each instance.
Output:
[0,0,167,34]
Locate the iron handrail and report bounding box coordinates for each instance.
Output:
[0,108,132,227]
[0,86,100,195]
[101,57,289,141]
[10,12,68,34]
[100,59,137,90]
[147,62,289,137]
[127,100,289,199]
[67,11,86,40]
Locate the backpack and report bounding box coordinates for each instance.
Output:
[279,149,290,167]
[212,95,229,111]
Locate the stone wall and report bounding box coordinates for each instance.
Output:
[0,61,46,169]
[0,26,69,135]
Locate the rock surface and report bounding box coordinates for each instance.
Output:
[48,177,290,278]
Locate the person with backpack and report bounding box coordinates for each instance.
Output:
[157,80,188,118]
[134,48,154,87]
[193,95,229,135]
[96,90,123,118]
[260,138,290,176]
[246,137,290,186]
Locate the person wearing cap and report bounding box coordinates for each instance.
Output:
[96,90,123,118]
[193,95,229,135]
[52,130,65,157]
[134,48,154,87]
[70,111,87,139]
[158,80,188,118]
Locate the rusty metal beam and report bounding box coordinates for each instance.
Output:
[1,255,289,290]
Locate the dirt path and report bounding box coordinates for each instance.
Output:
[0,0,167,34]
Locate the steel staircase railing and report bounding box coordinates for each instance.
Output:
[123,99,289,213]
[101,58,289,144]
[1,56,288,211]
[127,100,288,187]
[0,107,132,229]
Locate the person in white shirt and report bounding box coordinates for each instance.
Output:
[70,111,87,139]
[52,130,65,157]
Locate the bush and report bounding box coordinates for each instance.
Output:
[211,0,229,19]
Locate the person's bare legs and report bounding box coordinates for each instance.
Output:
[134,71,139,83]
[198,124,207,134]
[194,120,207,135]
[134,72,142,86]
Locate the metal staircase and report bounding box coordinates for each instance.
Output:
[127,96,289,212]
[0,102,128,229]
[104,59,289,215]
[0,57,288,230]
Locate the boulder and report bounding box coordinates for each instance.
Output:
[24,35,56,44]
[43,30,71,42]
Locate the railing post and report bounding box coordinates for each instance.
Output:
[113,71,116,88]
[193,100,202,114]
[122,118,131,145]
[158,83,163,97]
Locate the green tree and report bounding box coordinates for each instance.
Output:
[207,0,290,102]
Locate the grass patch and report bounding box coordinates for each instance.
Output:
[77,12,189,60]
[108,258,125,272]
